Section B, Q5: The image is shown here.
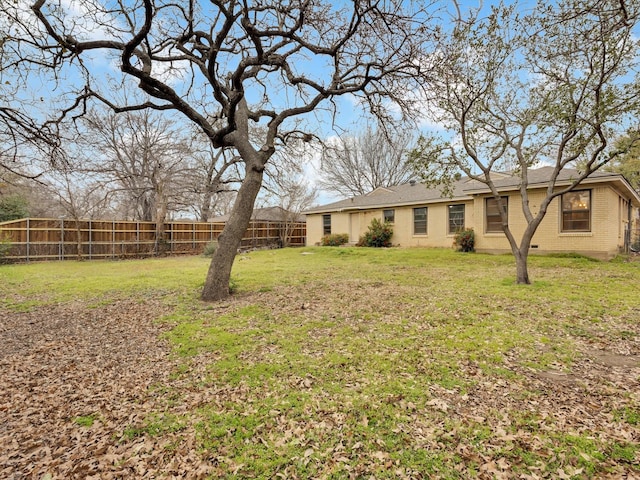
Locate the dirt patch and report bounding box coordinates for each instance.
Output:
[537,371,579,385]
[588,350,640,368]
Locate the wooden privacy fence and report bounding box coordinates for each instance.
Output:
[0,218,306,262]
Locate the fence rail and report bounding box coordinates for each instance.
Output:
[0,218,306,262]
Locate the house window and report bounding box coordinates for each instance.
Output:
[413,207,427,235]
[562,190,591,232]
[486,197,508,233]
[383,209,395,224]
[322,214,331,235]
[448,204,465,234]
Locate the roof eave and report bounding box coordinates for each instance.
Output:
[462,174,636,195]
[304,195,474,214]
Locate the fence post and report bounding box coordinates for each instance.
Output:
[7,217,306,261]
[26,218,30,262]
[59,218,64,261]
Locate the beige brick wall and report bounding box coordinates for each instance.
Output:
[305,211,365,245]
[306,201,474,248]
[390,201,474,248]
[305,214,323,246]
[472,186,625,258]
[306,183,631,257]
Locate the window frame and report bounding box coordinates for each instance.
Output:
[383,209,395,224]
[485,196,508,233]
[322,214,331,235]
[448,204,465,235]
[413,207,427,235]
[561,190,591,232]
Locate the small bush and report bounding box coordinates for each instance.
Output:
[0,195,29,222]
[321,233,350,246]
[357,218,393,248]
[454,228,475,252]
[202,240,218,257]
[0,235,12,260]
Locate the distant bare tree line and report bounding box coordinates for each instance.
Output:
[1,107,320,229]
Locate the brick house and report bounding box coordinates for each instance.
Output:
[305,167,640,259]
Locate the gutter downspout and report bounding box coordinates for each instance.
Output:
[627,197,633,252]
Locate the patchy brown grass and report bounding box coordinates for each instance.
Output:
[1,248,639,479]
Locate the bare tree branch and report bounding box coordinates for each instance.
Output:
[409,0,640,284]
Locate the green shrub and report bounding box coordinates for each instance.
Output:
[0,235,12,261]
[453,228,475,252]
[357,218,393,247]
[202,240,218,257]
[321,233,350,246]
[0,195,29,222]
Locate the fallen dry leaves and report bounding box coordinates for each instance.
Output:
[0,299,192,479]
[1,277,639,479]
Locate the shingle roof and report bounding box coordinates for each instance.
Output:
[305,166,638,214]
[463,166,617,193]
[305,180,472,214]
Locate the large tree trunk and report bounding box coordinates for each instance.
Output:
[201,162,264,301]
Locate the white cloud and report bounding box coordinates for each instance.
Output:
[301,136,344,205]
[59,0,124,42]
[150,58,190,86]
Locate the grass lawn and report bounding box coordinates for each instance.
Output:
[1,247,639,478]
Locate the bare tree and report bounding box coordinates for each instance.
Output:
[42,166,112,258]
[31,0,435,300]
[80,109,197,248]
[263,148,317,246]
[319,125,415,196]
[409,0,640,284]
[46,169,111,220]
[185,142,243,222]
[276,178,317,247]
[0,2,66,176]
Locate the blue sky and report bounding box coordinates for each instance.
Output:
[11,0,638,209]
[8,0,456,204]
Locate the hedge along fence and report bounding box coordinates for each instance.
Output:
[0,218,306,262]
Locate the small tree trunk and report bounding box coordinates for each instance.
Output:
[503,225,533,285]
[155,197,168,255]
[201,162,264,301]
[199,185,215,222]
[514,248,530,284]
